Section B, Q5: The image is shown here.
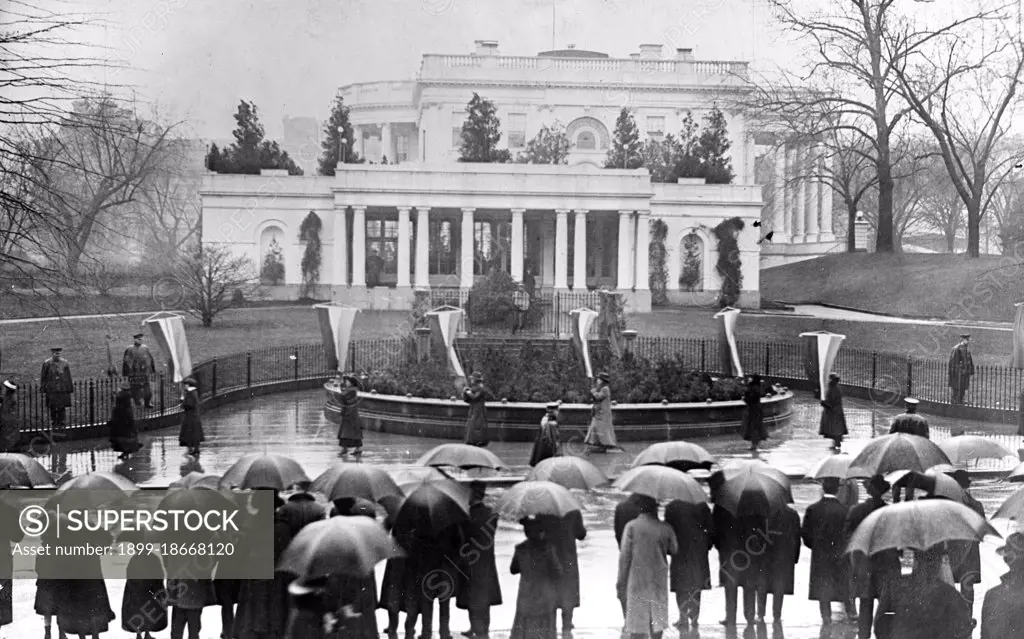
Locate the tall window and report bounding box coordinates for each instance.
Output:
[576,130,596,150]
[473,221,511,275]
[365,219,398,276]
[646,115,666,138]
[451,112,464,148]
[396,135,408,162]
[429,219,456,275]
[508,113,527,149]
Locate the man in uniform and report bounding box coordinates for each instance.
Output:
[123,332,156,409]
[889,398,929,438]
[948,333,974,405]
[40,347,73,430]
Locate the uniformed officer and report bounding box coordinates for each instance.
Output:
[948,334,974,405]
[122,332,156,409]
[889,398,929,438]
[40,347,73,430]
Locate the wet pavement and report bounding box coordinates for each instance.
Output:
[7,389,1024,638]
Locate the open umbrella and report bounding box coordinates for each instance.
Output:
[277,516,403,579]
[846,434,950,479]
[992,485,1024,522]
[723,460,793,500]
[939,435,1013,465]
[219,453,309,490]
[416,443,506,470]
[886,469,964,501]
[393,481,472,533]
[310,464,402,503]
[49,471,138,509]
[805,453,854,480]
[613,466,707,503]
[496,480,582,521]
[0,453,55,488]
[847,499,999,556]
[716,465,793,518]
[525,457,607,490]
[1004,462,1024,483]
[390,467,451,493]
[631,441,715,472]
[169,472,221,491]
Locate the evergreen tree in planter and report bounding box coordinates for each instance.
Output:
[713,217,744,307]
[604,108,644,169]
[649,219,669,305]
[697,106,735,184]
[318,90,362,175]
[299,212,322,299]
[458,93,511,163]
[261,238,286,285]
[678,233,703,291]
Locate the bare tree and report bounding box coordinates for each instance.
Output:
[858,137,932,250]
[177,245,258,327]
[917,154,966,252]
[133,138,203,269]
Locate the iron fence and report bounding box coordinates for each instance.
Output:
[426,288,602,336]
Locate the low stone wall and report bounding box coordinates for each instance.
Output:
[341,390,795,442]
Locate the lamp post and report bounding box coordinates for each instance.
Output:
[337,126,346,165]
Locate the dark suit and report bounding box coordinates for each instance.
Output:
[846,497,900,639]
[122,345,156,407]
[802,496,853,608]
[456,502,502,637]
[664,501,714,625]
[948,343,974,404]
[761,505,801,621]
[40,357,73,428]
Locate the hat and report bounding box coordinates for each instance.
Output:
[997,532,1024,566]
[545,401,560,410]
[132,333,144,339]
[2,380,16,391]
[596,371,610,383]
[471,371,484,382]
[866,475,891,493]
[50,347,62,352]
[119,379,132,391]
[342,374,362,390]
[904,397,920,406]
[828,372,840,381]
[182,377,197,386]
[960,334,971,339]
[288,576,329,596]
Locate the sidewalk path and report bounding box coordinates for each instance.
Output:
[777,303,1013,332]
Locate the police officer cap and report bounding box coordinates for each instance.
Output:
[904,397,920,406]
[50,347,62,352]
[546,402,560,410]
[133,333,144,339]
[960,333,971,339]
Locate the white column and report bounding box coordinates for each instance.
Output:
[573,209,588,290]
[617,210,634,290]
[332,207,348,287]
[792,145,805,242]
[381,124,393,163]
[744,134,756,185]
[358,126,366,159]
[634,211,650,290]
[460,207,475,289]
[351,206,366,286]
[414,207,430,289]
[511,208,525,282]
[820,157,835,241]
[554,209,569,289]
[783,144,795,239]
[805,145,820,242]
[773,148,790,243]
[397,206,411,288]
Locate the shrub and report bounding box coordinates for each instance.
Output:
[713,217,744,307]
[467,269,516,327]
[261,238,285,286]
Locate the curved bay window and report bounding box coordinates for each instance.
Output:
[366,218,397,287]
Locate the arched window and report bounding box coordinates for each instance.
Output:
[576,130,596,150]
[678,232,704,291]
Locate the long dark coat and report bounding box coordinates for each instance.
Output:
[40,357,73,408]
[337,386,363,446]
[741,385,767,443]
[845,497,900,599]
[109,387,141,454]
[540,510,586,610]
[33,525,61,617]
[400,524,463,611]
[766,505,801,595]
[948,492,985,586]
[875,574,973,639]
[0,501,22,626]
[664,500,714,594]
[981,569,1024,639]
[377,509,406,614]
[463,383,490,446]
[510,538,561,639]
[178,387,203,448]
[1019,389,1024,436]
[713,506,766,589]
[53,529,114,635]
[121,553,168,632]
[819,383,848,440]
[948,344,974,392]
[283,591,328,639]
[890,413,930,438]
[802,496,851,602]
[123,345,155,388]
[456,502,503,611]
[0,393,19,451]
[529,414,560,466]
[614,493,647,547]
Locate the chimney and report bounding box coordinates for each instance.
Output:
[676,48,694,61]
[474,40,499,56]
[639,43,662,59]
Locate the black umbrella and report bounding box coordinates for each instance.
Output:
[393,480,471,533]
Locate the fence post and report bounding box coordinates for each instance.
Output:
[906,357,913,397]
[294,348,300,381]
[211,357,218,398]
[871,353,878,389]
[554,292,561,336]
[159,374,165,414]
[700,340,707,372]
[88,380,95,427]
[247,352,252,388]
[764,343,771,376]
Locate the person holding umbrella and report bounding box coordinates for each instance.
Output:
[0,380,21,452]
[584,371,620,453]
[538,508,586,636]
[0,498,22,633]
[819,373,848,451]
[456,482,502,639]
[873,546,974,639]
[378,497,406,639]
[741,375,767,453]
[664,498,714,631]
[463,371,490,447]
[617,494,678,639]
[948,469,985,607]
[178,377,202,457]
[845,476,898,639]
[802,477,857,625]
[510,516,562,639]
[283,577,332,639]
[760,501,801,625]
[529,402,561,467]
[329,498,379,639]
[119,530,167,639]
[981,532,1024,639]
[108,379,140,460]
[336,374,364,456]
[948,334,974,405]
[889,398,929,438]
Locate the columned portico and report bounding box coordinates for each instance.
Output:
[634,211,650,291]
[414,207,430,289]
[617,210,634,290]
[351,206,367,286]
[805,145,820,242]
[792,147,805,242]
[573,209,587,290]
[381,124,393,163]
[460,207,475,289]
[396,206,411,289]
[554,209,569,290]
[332,207,348,294]
[511,208,525,282]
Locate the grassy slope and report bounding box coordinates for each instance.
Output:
[760,253,1024,322]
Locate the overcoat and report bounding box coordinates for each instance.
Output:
[766,505,801,596]
[584,384,616,447]
[948,344,974,392]
[53,528,115,635]
[981,569,1024,639]
[948,491,985,586]
[283,591,329,639]
[890,412,930,438]
[122,345,155,388]
[874,573,973,639]
[845,497,900,599]
[456,502,503,611]
[741,385,767,443]
[819,384,848,440]
[40,357,73,407]
[0,394,19,451]
[663,500,714,593]
[509,537,561,639]
[617,512,679,636]
[713,506,765,588]
[337,386,364,446]
[802,496,851,602]
[614,493,647,547]
[539,510,586,609]
[377,509,406,614]
[463,383,490,446]
[529,414,560,466]
[109,387,140,454]
[400,524,463,611]
[0,500,22,626]
[178,387,203,448]
[121,552,168,632]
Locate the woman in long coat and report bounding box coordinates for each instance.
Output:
[456,483,502,638]
[329,499,379,639]
[529,403,561,466]
[510,517,562,639]
[617,499,678,637]
[819,373,848,450]
[109,379,141,460]
[741,375,767,452]
[0,499,23,630]
[120,531,168,638]
[34,521,64,639]
[463,372,490,447]
[664,499,714,629]
[0,380,20,452]
[539,510,586,634]
[584,372,618,452]
[53,527,116,637]
[177,377,203,456]
[378,501,406,639]
[337,374,364,456]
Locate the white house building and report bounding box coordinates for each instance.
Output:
[200,40,836,312]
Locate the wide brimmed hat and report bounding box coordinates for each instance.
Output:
[960,334,971,339]
[132,333,144,339]
[182,377,197,386]
[50,347,62,352]
[2,380,17,391]
[342,374,362,390]
[596,371,610,382]
[471,371,484,382]
[866,475,891,493]
[829,372,840,380]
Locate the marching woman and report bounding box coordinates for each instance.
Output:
[178,377,203,457]
[819,373,848,451]
[741,375,767,453]
[336,374,364,456]
[463,371,490,447]
[584,372,620,453]
[120,531,168,639]
[529,402,561,466]
[109,379,141,460]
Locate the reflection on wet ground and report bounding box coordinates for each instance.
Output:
[7,389,1023,638]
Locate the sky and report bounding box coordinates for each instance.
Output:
[62,0,797,140]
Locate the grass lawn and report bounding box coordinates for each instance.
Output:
[760,252,1024,322]
[0,290,315,320]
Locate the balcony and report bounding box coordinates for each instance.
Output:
[339,81,418,107]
